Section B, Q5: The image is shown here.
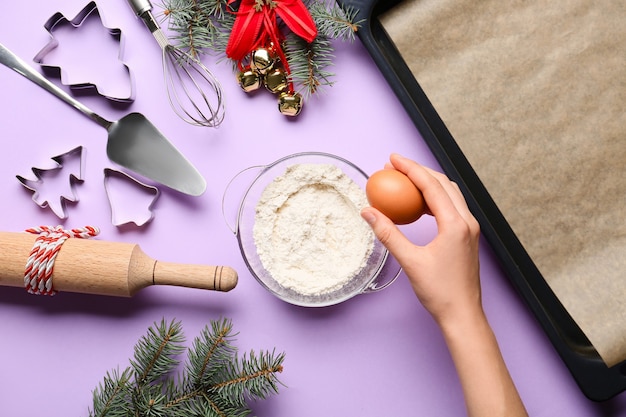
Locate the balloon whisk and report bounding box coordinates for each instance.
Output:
[128,0,225,128]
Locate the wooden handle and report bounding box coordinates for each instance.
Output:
[0,232,237,297]
[152,261,238,293]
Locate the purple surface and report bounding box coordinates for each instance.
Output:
[0,1,624,415]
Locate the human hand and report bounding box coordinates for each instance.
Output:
[362,155,528,417]
[361,154,482,326]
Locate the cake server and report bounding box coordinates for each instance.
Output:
[0,42,207,196]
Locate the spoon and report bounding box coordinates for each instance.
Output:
[0,42,206,196]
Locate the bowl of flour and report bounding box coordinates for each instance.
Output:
[225,152,401,307]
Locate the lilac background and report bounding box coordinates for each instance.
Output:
[0,1,624,416]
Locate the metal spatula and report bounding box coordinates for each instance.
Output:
[0,42,206,196]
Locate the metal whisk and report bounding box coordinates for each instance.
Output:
[127,0,225,127]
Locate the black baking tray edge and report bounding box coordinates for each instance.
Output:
[336,0,626,401]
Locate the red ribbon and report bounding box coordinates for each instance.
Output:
[226,0,317,64]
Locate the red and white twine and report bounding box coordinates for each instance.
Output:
[24,225,99,296]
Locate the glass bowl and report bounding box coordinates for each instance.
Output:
[223,152,401,307]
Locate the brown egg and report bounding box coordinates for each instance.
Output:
[366,169,426,224]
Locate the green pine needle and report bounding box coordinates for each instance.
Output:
[185,317,238,388]
[89,368,132,417]
[131,318,186,386]
[89,318,285,417]
[309,2,362,41]
[284,33,336,96]
[210,349,286,407]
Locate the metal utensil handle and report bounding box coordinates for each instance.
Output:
[127,0,153,16]
[0,42,111,129]
[127,0,161,33]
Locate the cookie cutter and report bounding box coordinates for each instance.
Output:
[104,168,160,227]
[16,146,85,219]
[33,1,135,102]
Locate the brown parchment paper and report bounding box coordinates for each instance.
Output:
[380,0,626,366]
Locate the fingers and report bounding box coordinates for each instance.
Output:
[418,165,479,233]
[424,168,476,227]
[388,154,460,224]
[387,154,479,234]
[360,207,419,267]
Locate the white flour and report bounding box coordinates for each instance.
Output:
[253,163,375,296]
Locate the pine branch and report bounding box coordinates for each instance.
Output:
[158,0,361,97]
[132,383,170,416]
[309,2,361,41]
[287,2,361,95]
[159,0,233,57]
[285,33,335,96]
[130,318,186,386]
[187,393,251,417]
[210,349,286,407]
[89,318,285,417]
[186,318,238,388]
[210,11,236,57]
[89,368,132,417]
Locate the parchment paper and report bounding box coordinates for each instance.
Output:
[380,0,626,366]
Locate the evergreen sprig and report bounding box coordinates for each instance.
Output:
[308,1,361,41]
[158,0,361,95]
[159,0,233,58]
[89,318,285,417]
[131,318,186,386]
[284,33,335,96]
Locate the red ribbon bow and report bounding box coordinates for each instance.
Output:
[226,0,317,62]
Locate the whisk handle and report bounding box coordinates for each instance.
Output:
[127,0,161,33]
[127,0,153,16]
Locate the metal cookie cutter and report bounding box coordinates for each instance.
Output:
[104,168,160,227]
[33,1,135,102]
[16,146,85,219]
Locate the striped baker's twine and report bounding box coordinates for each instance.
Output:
[24,225,99,296]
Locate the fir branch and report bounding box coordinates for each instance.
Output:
[309,2,362,41]
[158,0,361,97]
[285,34,335,96]
[186,317,238,388]
[132,383,170,416]
[188,393,251,417]
[210,349,286,407]
[131,318,186,386]
[210,10,236,57]
[159,0,233,57]
[89,318,285,417]
[89,368,132,417]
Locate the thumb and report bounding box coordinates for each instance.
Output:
[361,207,416,265]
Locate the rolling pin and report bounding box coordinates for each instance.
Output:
[0,231,237,297]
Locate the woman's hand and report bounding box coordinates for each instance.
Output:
[361,154,528,417]
[360,153,482,327]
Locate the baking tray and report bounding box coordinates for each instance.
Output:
[336,0,626,401]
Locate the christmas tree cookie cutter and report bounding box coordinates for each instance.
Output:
[16,146,85,219]
[33,1,135,103]
[104,168,160,227]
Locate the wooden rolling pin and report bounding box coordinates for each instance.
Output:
[0,231,237,297]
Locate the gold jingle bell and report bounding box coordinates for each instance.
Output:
[278,92,303,116]
[250,47,276,75]
[264,68,289,94]
[237,68,261,93]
